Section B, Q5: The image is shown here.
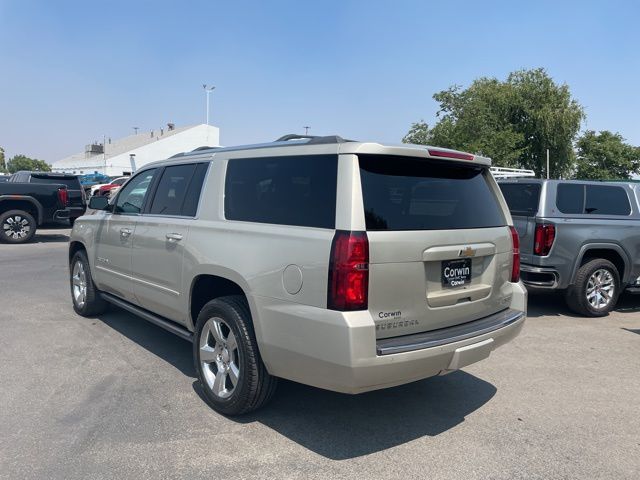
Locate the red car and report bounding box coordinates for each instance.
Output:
[96,176,128,196]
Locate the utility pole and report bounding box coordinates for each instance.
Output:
[203,84,215,125]
[546,149,550,179]
[304,126,310,135]
[133,127,139,135]
[103,134,107,174]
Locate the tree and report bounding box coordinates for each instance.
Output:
[402,120,432,145]
[574,130,640,180]
[6,155,52,174]
[0,147,6,173]
[403,68,584,178]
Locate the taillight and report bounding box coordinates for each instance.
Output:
[427,149,474,161]
[533,224,555,256]
[509,226,520,283]
[328,231,369,311]
[58,187,69,207]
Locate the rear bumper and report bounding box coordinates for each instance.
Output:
[520,264,559,289]
[53,209,70,221]
[254,282,527,394]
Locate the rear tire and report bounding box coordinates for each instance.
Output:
[0,210,36,244]
[70,250,108,316]
[194,296,277,415]
[565,259,620,317]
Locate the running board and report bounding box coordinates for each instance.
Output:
[100,292,193,342]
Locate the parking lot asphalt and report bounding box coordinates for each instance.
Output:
[0,227,639,480]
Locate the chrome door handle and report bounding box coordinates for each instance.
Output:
[166,233,183,242]
[120,228,132,237]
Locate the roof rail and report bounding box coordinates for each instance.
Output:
[276,134,355,145]
[190,145,219,152]
[276,134,317,142]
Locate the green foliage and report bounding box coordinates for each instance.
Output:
[575,130,640,180]
[402,120,432,145]
[403,68,584,178]
[7,155,52,174]
[0,147,6,173]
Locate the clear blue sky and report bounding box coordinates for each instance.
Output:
[1,0,639,163]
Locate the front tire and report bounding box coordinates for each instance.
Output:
[565,259,620,317]
[70,250,108,316]
[194,296,277,415]
[0,210,36,244]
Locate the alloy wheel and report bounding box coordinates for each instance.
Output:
[199,317,240,399]
[3,215,30,240]
[72,260,87,308]
[586,268,615,310]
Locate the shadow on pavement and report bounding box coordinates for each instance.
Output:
[224,371,496,459]
[622,328,640,336]
[96,309,195,377]
[527,291,640,318]
[95,306,497,459]
[33,233,70,244]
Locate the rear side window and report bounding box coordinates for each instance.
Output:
[182,163,209,216]
[586,185,631,215]
[557,184,631,215]
[359,155,506,231]
[149,164,201,216]
[225,155,337,228]
[556,184,584,214]
[499,183,541,216]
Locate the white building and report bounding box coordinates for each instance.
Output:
[53,124,220,176]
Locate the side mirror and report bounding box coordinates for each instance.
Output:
[88,195,110,211]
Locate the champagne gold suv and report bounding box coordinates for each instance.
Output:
[69,134,526,415]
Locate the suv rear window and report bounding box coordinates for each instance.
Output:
[359,155,506,231]
[224,155,338,229]
[499,183,541,216]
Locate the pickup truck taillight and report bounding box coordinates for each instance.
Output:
[57,187,69,207]
[509,226,520,283]
[328,231,369,311]
[533,224,555,256]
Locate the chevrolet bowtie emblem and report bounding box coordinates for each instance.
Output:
[459,247,476,258]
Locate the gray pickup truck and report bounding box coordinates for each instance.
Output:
[499,179,640,316]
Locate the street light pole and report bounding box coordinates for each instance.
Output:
[203,84,215,125]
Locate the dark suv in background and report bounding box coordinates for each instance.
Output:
[499,179,640,316]
[10,171,86,225]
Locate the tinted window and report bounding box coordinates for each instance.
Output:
[359,155,505,231]
[556,184,584,214]
[182,163,209,217]
[499,183,541,216]
[115,169,156,214]
[225,155,337,228]
[149,164,197,216]
[586,185,631,215]
[29,175,81,189]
